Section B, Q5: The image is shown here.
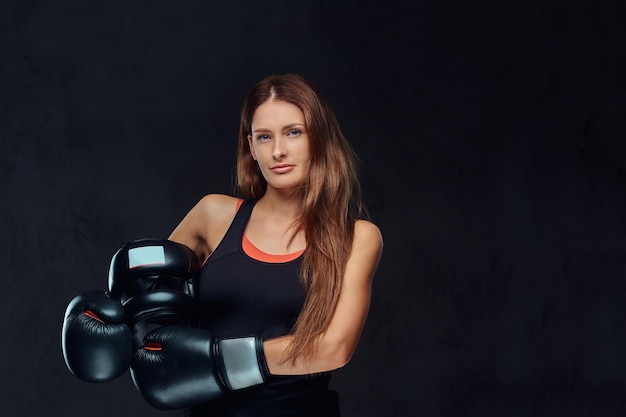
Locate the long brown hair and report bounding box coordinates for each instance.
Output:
[236,74,367,363]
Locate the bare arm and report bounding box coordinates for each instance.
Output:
[264,220,383,375]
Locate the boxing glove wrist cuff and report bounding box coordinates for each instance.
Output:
[215,336,269,390]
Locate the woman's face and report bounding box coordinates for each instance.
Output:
[248,99,311,193]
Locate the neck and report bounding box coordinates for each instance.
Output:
[256,187,302,221]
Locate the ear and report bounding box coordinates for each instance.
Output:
[247,135,257,161]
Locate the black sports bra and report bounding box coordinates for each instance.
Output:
[197,199,304,339]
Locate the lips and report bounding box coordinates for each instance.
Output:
[270,164,295,174]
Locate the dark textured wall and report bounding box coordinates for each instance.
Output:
[1,1,625,416]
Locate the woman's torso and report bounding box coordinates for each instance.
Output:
[187,199,339,417]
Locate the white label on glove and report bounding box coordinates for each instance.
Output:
[128,246,166,269]
[220,337,264,390]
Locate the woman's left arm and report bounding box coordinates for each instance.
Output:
[264,220,383,375]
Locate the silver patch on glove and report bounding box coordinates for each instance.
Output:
[128,246,166,269]
[220,337,264,390]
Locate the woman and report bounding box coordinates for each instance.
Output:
[150,73,382,416]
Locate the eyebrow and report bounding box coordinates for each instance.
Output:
[252,123,305,134]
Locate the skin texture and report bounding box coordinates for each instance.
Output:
[168,99,383,375]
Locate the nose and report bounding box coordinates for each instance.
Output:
[272,137,287,160]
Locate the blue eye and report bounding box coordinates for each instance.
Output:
[257,134,270,141]
[287,129,301,137]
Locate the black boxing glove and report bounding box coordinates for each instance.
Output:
[130,326,269,410]
[61,291,133,382]
[108,238,200,301]
[107,238,200,328]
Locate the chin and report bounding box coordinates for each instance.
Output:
[268,181,303,193]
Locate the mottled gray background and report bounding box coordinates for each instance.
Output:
[1,1,625,416]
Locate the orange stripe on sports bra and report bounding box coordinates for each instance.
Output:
[242,234,304,263]
[237,199,304,263]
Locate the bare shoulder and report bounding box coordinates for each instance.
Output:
[344,220,383,282]
[195,194,242,248]
[196,194,241,222]
[353,219,383,254]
